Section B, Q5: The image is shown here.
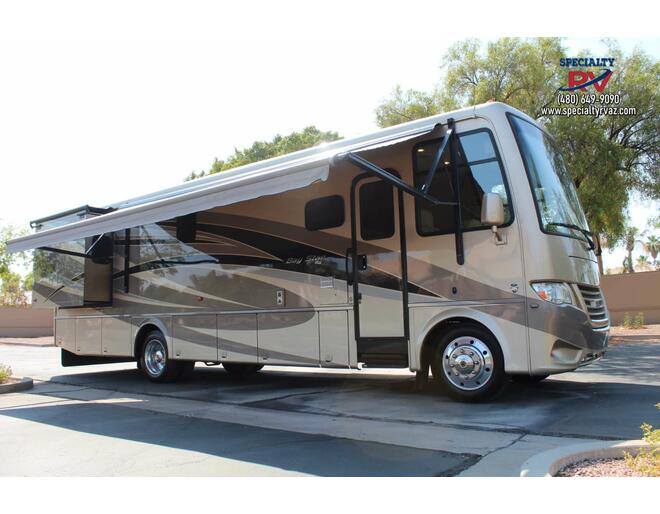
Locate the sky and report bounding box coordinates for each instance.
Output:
[0,5,657,272]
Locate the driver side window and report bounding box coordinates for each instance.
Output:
[413,129,512,236]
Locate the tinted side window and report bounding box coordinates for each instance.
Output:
[359,180,395,240]
[413,130,512,236]
[176,213,197,243]
[305,195,345,231]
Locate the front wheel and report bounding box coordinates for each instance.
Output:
[430,324,506,402]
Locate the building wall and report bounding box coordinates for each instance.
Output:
[0,307,54,337]
[600,270,660,325]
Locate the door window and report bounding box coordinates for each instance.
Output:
[359,180,395,240]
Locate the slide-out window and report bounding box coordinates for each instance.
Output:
[305,195,345,231]
[359,180,395,240]
[32,234,113,307]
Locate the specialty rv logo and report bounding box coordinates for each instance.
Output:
[558,57,615,92]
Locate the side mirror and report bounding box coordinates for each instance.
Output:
[481,193,505,244]
[481,193,505,226]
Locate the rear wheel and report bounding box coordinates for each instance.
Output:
[430,324,506,402]
[178,361,196,381]
[222,363,264,377]
[139,330,188,383]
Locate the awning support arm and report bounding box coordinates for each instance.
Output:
[84,233,106,256]
[339,117,464,265]
[39,247,90,259]
[338,153,457,207]
[421,124,454,194]
[38,233,107,260]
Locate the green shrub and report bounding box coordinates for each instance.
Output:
[625,403,660,477]
[623,312,633,328]
[623,312,646,329]
[0,363,11,384]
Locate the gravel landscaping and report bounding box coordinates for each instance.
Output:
[609,324,660,345]
[557,458,647,477]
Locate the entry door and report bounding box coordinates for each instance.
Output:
[349,174,409,366]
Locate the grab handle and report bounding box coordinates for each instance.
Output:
[345,248,353,286]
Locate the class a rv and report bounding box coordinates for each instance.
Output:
[8,102,609,401]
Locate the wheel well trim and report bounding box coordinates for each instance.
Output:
[413,307,513,373]
[133,317,172,359]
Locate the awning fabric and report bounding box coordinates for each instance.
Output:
[7,120,444,253]
[7,164,329,253]
[346,125,439,155]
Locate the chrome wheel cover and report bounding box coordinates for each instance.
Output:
[442,336,494,391]
[144,338,167,377]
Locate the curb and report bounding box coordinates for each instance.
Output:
[520,439,648,477]
[0,377,34,394]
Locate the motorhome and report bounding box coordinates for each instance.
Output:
[8,102,609,401]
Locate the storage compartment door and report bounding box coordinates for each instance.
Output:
[218,313,258,363]
[173,314,217,361]
[257,311,319,366]
[102,316,132,357]
[55,318,76,352]
[76,317,102,355]
[319,310,349,368]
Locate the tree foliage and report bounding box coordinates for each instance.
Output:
[375,38,659,250]
[0,224,32,306]
[645,234,659,266]
[186,126,341,181]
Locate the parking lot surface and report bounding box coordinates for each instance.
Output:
[1,341,658,476]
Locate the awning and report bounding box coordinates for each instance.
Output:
[7,121,443,254]
[7,163,329,253]
[344,124,440,156]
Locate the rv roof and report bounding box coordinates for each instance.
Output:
[8,102,530,254]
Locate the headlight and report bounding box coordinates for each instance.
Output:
[531,282,573,305]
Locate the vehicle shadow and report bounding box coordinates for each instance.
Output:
[15,341,660,447]
[0,391,474,476]
[35,358,660,442]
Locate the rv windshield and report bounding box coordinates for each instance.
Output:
[509,115,591,243]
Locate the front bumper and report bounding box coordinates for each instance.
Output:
[529,329,608,374]
[577,349,606,367]
[527,300,609,374]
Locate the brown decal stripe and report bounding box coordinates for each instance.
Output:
[113,221,439,297]
[201,213,517,301]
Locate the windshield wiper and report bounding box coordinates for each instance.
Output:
[546,222,596,252]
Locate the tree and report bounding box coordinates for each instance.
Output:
[622,225,644,273]
[376,86,440,128]
[186,126,342,181]
[622,255,633,274]
[0,224,32,306]
[636,254,652,271]
[644,234,659,268]
[375,38,659,273]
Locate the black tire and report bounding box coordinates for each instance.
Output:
[138,330,185,383]
[510,374,549,384]
[178,361,196,381]
[222,363,264,376]
[430,323,506,402]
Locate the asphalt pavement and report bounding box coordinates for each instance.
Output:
[0,341,658,476]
